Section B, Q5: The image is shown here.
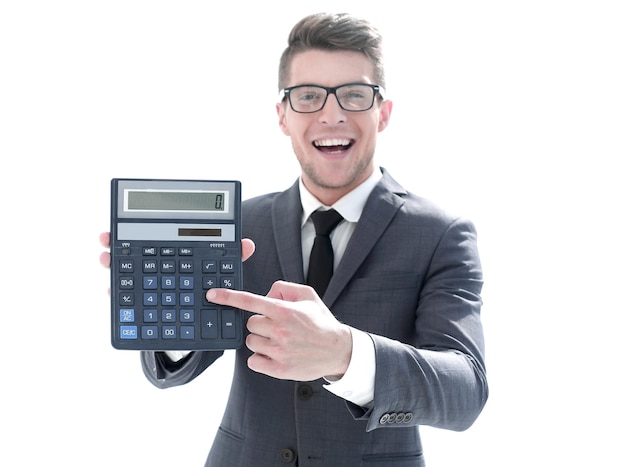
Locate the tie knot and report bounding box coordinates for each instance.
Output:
[310,209,344,236]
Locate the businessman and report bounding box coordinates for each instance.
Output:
[101,12,487,466]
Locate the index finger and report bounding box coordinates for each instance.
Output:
[206,288,279,318]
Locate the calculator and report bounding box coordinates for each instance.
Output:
[110,178,243,351]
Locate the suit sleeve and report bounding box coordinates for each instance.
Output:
[140,350,224,389]
[349,217,488,432]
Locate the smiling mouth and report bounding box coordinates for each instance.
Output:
[313,138,354,154]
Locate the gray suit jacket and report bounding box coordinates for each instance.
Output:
[141,168,488,466]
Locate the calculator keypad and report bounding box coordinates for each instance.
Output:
[112,243,243,350]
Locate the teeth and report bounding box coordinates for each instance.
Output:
[314,139,350,147]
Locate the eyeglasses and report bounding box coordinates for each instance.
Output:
[279,83,384,113]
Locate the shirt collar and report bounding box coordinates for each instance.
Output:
[300,167,383,226]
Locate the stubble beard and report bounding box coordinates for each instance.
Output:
[300,155,373,192]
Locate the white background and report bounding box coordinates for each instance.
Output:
[1,1,624,465]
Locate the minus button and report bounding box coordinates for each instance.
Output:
[221,308,237,339]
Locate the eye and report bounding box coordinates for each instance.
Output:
[293,87,324,103]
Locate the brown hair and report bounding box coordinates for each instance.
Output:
[278,13,386,91]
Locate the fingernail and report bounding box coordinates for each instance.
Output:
[206,289,217,299]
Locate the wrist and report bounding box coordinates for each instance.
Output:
[326,324,353,380]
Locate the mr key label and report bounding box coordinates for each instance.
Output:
[110,178,244,351]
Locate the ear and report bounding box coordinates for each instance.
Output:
[377,99,393,132]
[276,102,290,136]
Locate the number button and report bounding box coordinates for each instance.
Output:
[162,310,176,322]
[144,309,158,322]
[180,276,194,289]
[162,293,176,306]
[162,276,176,289]
[143,293,157,306]
[180,309,194,322]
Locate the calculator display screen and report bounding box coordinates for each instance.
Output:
[125,190,226,213]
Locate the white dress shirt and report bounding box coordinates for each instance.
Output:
[299,168,381,408]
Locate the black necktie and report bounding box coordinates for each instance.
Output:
[307,208,344,296]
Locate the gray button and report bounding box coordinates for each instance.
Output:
[297,385,313,401]
[280,448,295,463]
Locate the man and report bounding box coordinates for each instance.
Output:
[101,12,487,466]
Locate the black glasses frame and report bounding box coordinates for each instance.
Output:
[279,83,384,114]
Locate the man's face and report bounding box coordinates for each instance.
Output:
[277,49,392,205]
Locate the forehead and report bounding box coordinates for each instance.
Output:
[287,49,375,88]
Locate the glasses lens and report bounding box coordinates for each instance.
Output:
[336,84,376,111]
[288,86,328,113]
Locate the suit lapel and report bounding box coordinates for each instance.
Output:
[324,170,407,307]
[267,171,407,306]
[271,181,306,284]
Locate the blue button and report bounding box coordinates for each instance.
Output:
[120,326,138,339]
[120,308,135,322]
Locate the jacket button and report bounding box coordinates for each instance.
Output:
[402,413,413,423]
[379,413,390,424]
[280,448,295,463]
[297,384,313,400]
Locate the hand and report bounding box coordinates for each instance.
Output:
[206,281,353,382]
[98,232,256,269]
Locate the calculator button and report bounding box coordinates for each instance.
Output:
[143,276,157,289]
[161,247,176,256]
[142,326,158,339]
[143,293,157,306]
[180,309,194,322]
[201,309,219,339]
[220,260,235,273]
[120,326,138,339]
[161,293,176,306]
[143,260,158,273]
[119,292,134,306]
[162,326,177,339]
[180,276,193,289]
[161,260,176,273]
[179,260,193,273]
[120,309,135,322]
[161,276,176,289]
[221,309,237,339]
[144,309,158,322]
[119,259,134,273]
[180,326,195,339]
[143,247,156,255]
[179,247,193,255]
[202,260,217,273]
[162,309,176,322]
[180,293,194,306]
[202,276,218,289]
[119,277,134,289]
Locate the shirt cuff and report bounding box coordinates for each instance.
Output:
[164,350,192,362]
[323,328,376,407]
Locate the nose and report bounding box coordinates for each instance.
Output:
[318,93,346,124]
